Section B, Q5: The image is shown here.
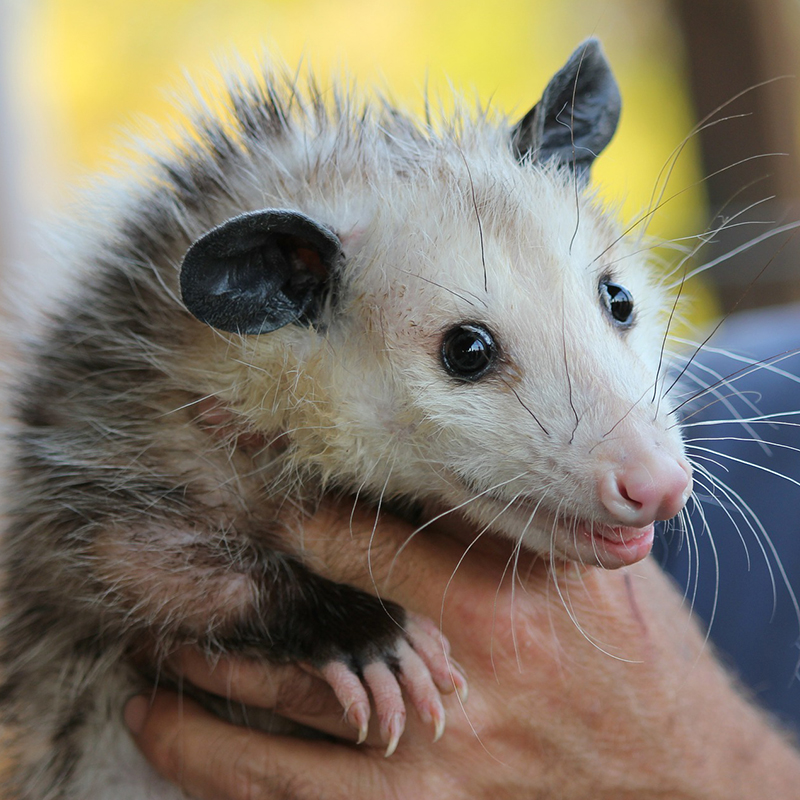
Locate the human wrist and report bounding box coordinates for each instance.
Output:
[683,673,800,799]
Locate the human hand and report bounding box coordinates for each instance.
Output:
[126,502,800,799]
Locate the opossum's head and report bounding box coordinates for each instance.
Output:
[180,40,691,569]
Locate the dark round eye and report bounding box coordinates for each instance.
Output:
[441,323,497,381]
[600,280,634,326]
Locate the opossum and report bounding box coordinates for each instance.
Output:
[0,39,693,799]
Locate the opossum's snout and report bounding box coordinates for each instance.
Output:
[578,451,692,569]
[598,455,693,528]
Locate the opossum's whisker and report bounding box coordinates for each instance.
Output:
[659,191,777,282]
[366,445,402,620]
[396,268,486,309]
[671,349,800,419]
[664,230,800,403]
[639,75,791,246]
[591,151,784,270]
[439,495,518,682]
[639,116,757,248]
[549,517,640,661]
[489,527,521,682]
[588,518,600,568]
[688,436,800,458]
[683,505,700,612]
[689,449,800,631]
[486,488,534,676]
[599,232,703,273]
[690,462,754,570]
[566,40,592,256]
[670,339,800,404]
[667,220,800,287]
[550,504,589,642]
[561,285,580,443]
[687,449,732,477]
[695,456,800,648]
[601,211,775,276]
[598,382,656,442]
[457,148,487,292]
[681,485,719,648]
[507,493,547,672]
[689,459,785,622]
[651,195,771,411]
[387,472,528,582]
[512,494,548,599]
[653,261,689,407]
[675,363,768,451]
[349,480,369,541]
[669,392,765,434]
[688,443,800,486]
[660,503,697,612]
[508,386,549,436]
[686,412,800,428]
[674,355,771,418]
[650,223,747,409]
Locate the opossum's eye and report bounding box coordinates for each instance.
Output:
[441,324,497,381]
[600,280,634,327]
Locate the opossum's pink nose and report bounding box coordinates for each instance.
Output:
[599,457,692,527]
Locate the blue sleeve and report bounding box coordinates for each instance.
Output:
[654,304,800,733]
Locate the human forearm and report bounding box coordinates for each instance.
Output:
[126,504,800,799]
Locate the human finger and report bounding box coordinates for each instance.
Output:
[169,648,361,742]
[170,646,461,748]
[125,690,390,800]
[298,499,518,618]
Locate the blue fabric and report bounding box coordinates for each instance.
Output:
[654,304,800,732]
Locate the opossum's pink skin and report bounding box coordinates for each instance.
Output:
[579,523,656,569]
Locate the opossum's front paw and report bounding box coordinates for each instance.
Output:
[309,611,467,756]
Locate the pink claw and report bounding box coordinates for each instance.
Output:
[314,612,468,754]
[319,661,371,739]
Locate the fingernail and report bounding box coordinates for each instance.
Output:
[124,695,149,735]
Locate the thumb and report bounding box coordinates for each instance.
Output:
[125,690,391,800]
[298,499,521,617]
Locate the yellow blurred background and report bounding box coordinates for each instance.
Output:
[4,0,715,315]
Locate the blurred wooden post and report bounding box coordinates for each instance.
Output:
[672,0,800,310]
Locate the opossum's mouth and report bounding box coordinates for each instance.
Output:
[456,478,658,569]
[573,521,655,569]
[527,509,654,569]
[496,494,655,569]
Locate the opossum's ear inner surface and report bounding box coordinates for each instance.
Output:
[180,209,343,335]
[510,38,621,176]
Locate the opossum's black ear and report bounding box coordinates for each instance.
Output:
[180,209,343,335]
[511,38,621,177]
